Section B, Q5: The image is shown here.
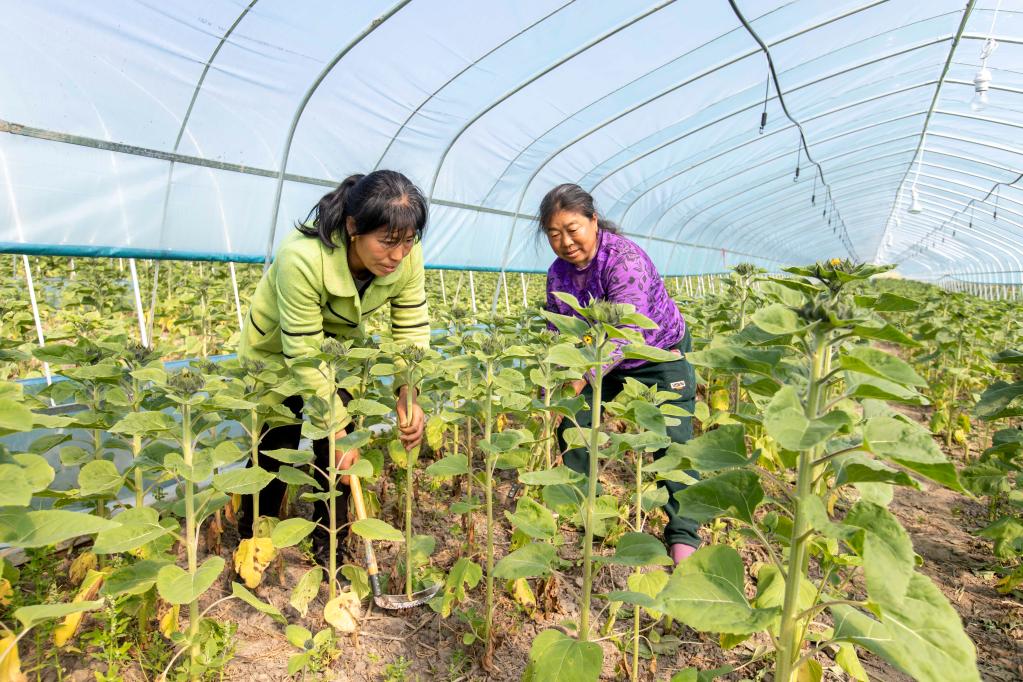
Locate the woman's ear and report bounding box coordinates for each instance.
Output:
[346,216,357,238]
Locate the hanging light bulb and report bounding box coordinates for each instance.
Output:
[971,66,992,112]
[908,186,923,214]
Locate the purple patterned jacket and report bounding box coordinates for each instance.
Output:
[545,229,685,374]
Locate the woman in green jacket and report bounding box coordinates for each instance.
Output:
[237,170,431,563]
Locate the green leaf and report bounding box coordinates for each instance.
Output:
[156,556,225,605]
[992,349,1023,365]
[656,545,780,634]
[0,398,34,434]
[765,386,850,451]
[93,508,176,554]
[504,497,557,540]
[846,372,927,405]
[286,624,313,649]
[670,424,748,471]
[753,564,816,617]
[290,567,323,617]
[0,509,117,548]
[751,303,802,336]
[546,343,590,369]
[0,465,30,506]
[835,454,920,489]
[271,518,317,548]
[14,600,104,630]
[862,416,962,491]
[871,292,920,312]
[102,559,171,597]
[261,448,314,465]
[622,344,679,363]
[851,322,920,347]
[840,347,926,388]
[351,518,404,542]
[519,466,584,486]
[109,410,178,436]
[525,629,602,682]
[974,380,1023,420]
[844,501,914,608]
[831,573,979,682]
[78,460,124,497]
[347,398,391,416]
[212,466,275,495]
[673,470,763,524]
[493,542,556,579]
[596,532,672,567]
[274,465,321,489]
[232,582,286,624]
[425,454,468,478]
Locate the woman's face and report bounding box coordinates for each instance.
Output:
[347,221,416,277]
[544,209,599,268]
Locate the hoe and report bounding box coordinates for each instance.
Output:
[349,474,440,610]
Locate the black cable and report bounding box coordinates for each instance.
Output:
[727,0,859,261]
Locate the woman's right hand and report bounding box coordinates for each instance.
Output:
[333,429,361,486]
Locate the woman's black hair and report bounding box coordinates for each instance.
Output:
[537,183,619,234]
[297,170,428,249]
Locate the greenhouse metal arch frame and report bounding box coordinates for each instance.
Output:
[0,0,1020,285]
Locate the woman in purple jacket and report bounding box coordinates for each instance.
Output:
[540,183,700,564]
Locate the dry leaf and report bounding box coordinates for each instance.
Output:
[233,537,277,589]
[0,579,12,607]
[54,568,106,647]
[68,552,97,585]
[159,604,180,639]
[0,636,27,682]
[323,590,361,633]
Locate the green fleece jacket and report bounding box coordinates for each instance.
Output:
[238,229,430,428]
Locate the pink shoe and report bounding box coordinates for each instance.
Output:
[670,543,697,566]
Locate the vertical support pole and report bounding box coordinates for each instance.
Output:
[147,260,161,348]
[469,271,478,315]
[452,272,465,308]
[228,262,244,331]
[520,272,528,307]
[128,258,150,348]
[440,270,447,306]
[22,255,53,388]
[502,271,511,314]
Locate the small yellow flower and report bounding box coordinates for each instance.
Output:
[829,258,842,266]
[582,334,594,345]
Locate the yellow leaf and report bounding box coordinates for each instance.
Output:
[233,537,277,589]
[231,493,242,513]
[323,590,361,633]
[54,569,107,647]
[68,552,97,585]
[496,414,508,433]
[795,658,823,682]
[0,636,27,682]
[159,604,180,639]
[509,578,536,613]
[0,579,12,607]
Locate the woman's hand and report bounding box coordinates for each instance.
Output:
[396,385,425,451]
[553,378,589,428]
[332,437,361,486]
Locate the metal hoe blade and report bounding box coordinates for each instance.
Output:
[373,583,442,610]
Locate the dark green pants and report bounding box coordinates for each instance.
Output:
[556,330,701,548]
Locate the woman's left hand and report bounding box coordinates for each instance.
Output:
[396,386,426,451]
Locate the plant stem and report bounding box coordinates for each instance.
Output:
[775,329,826,682]
[579,349,604,642]
[250,410,259,533]
[327,365,338,601]
[483,362,495,655]
[632,449,642,681]
[133,434,144,509]
[404,383,415,600]
[181,404,200,679]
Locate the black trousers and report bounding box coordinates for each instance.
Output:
[556,328,701,548]
[238,392,351,541]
